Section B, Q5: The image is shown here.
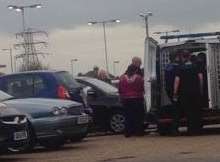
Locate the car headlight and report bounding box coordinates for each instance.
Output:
[0,103,7,109]
[52,107,68,116]
[1,116,27,125]
[60,107,68,115]
[20,116,27,124]
[52,107,61,116]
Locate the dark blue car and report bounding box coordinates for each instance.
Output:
[0,71,87,107]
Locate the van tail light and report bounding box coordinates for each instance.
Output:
[57,85,70,99]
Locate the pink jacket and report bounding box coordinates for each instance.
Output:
[119,74,144,100]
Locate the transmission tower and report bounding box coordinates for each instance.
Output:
[14,28,49,71]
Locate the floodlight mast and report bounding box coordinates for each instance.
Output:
[7,4,43,31]
[88,19,120,73]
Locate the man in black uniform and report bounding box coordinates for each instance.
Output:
[165,53,181,101]
[164,53,181,134]
[197,53,208,108]
[173,51,203,135]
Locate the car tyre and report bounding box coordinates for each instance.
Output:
[110,111,125,134]
[70,132,88,143]
[40,138,65,150]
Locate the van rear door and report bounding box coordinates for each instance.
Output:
[207,43,220,109]
[144,38,158,112]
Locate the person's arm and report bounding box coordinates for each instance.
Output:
[138,75,144,92]
[118,78,122,94]
[173,76,180,101]
[198,73,204,96]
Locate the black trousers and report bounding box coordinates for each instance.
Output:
[122,98,145,135]
[173,95,202,133]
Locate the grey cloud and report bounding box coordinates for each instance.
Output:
[1,0,220,33]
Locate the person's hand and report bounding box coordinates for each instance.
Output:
[172,94,178,102]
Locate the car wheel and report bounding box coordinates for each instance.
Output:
[110,111,125,133]
[40,139,65,150]
[8,124,36,153]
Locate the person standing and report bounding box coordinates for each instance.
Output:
[164,53,181,134]
[197,52,208,108]
[165,53,181,101]
[119,64,145,137]
[132,56,143,76]
[173,51,203,135]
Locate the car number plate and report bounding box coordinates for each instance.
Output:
[77,115,89,124]
[14,131,28,141]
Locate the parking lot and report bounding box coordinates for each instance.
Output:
[2,129,220,162]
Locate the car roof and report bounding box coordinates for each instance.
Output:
[0,70,67,77]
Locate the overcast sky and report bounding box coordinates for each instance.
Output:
[1,0,220,74]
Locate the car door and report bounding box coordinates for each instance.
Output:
[79,81,111,128]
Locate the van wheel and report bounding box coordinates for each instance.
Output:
[110,111,125,133]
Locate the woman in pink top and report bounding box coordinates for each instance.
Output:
[119,64,144,137]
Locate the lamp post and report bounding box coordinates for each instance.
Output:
[113,60,120,76]
[8,4,42,71]
[71,59,78,76]
[154,29,180,43]
[139,12,153,38]
[88,19,120,73]
[7,4,42,32]
[2,48,13,73]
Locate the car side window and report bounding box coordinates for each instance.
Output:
[33,76,46,95]
[6,75,34,98]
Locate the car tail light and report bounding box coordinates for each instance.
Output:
[57,85,70,99]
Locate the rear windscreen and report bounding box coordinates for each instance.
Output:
[55,71,81,89]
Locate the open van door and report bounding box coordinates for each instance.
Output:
[206,43,220,109]
[144,37,158,112]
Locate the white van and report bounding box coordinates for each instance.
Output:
[144,32,220,135]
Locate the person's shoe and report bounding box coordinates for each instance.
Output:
[124,133,131,138]
[135,131,145,136]
[170,128,179,136]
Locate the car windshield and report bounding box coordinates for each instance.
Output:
[0,90,14,102]
[84,78,118,94]
[56,71,81,89]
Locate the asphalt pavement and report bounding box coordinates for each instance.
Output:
[2,128,220,162]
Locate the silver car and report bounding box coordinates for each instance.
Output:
[0,90,89,150]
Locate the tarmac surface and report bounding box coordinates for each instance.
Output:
[2,128,220,162]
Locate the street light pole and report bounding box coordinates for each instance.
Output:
[102,22,109,73]
[113,60,120,76]
[8,4,42,32]
[140,12,152,38]
[2,48,13,73]
[7,4,43,71]
[88,19,120,74]
[145,16,149,38]
[71,59,78,76]
[21,9,26,31]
